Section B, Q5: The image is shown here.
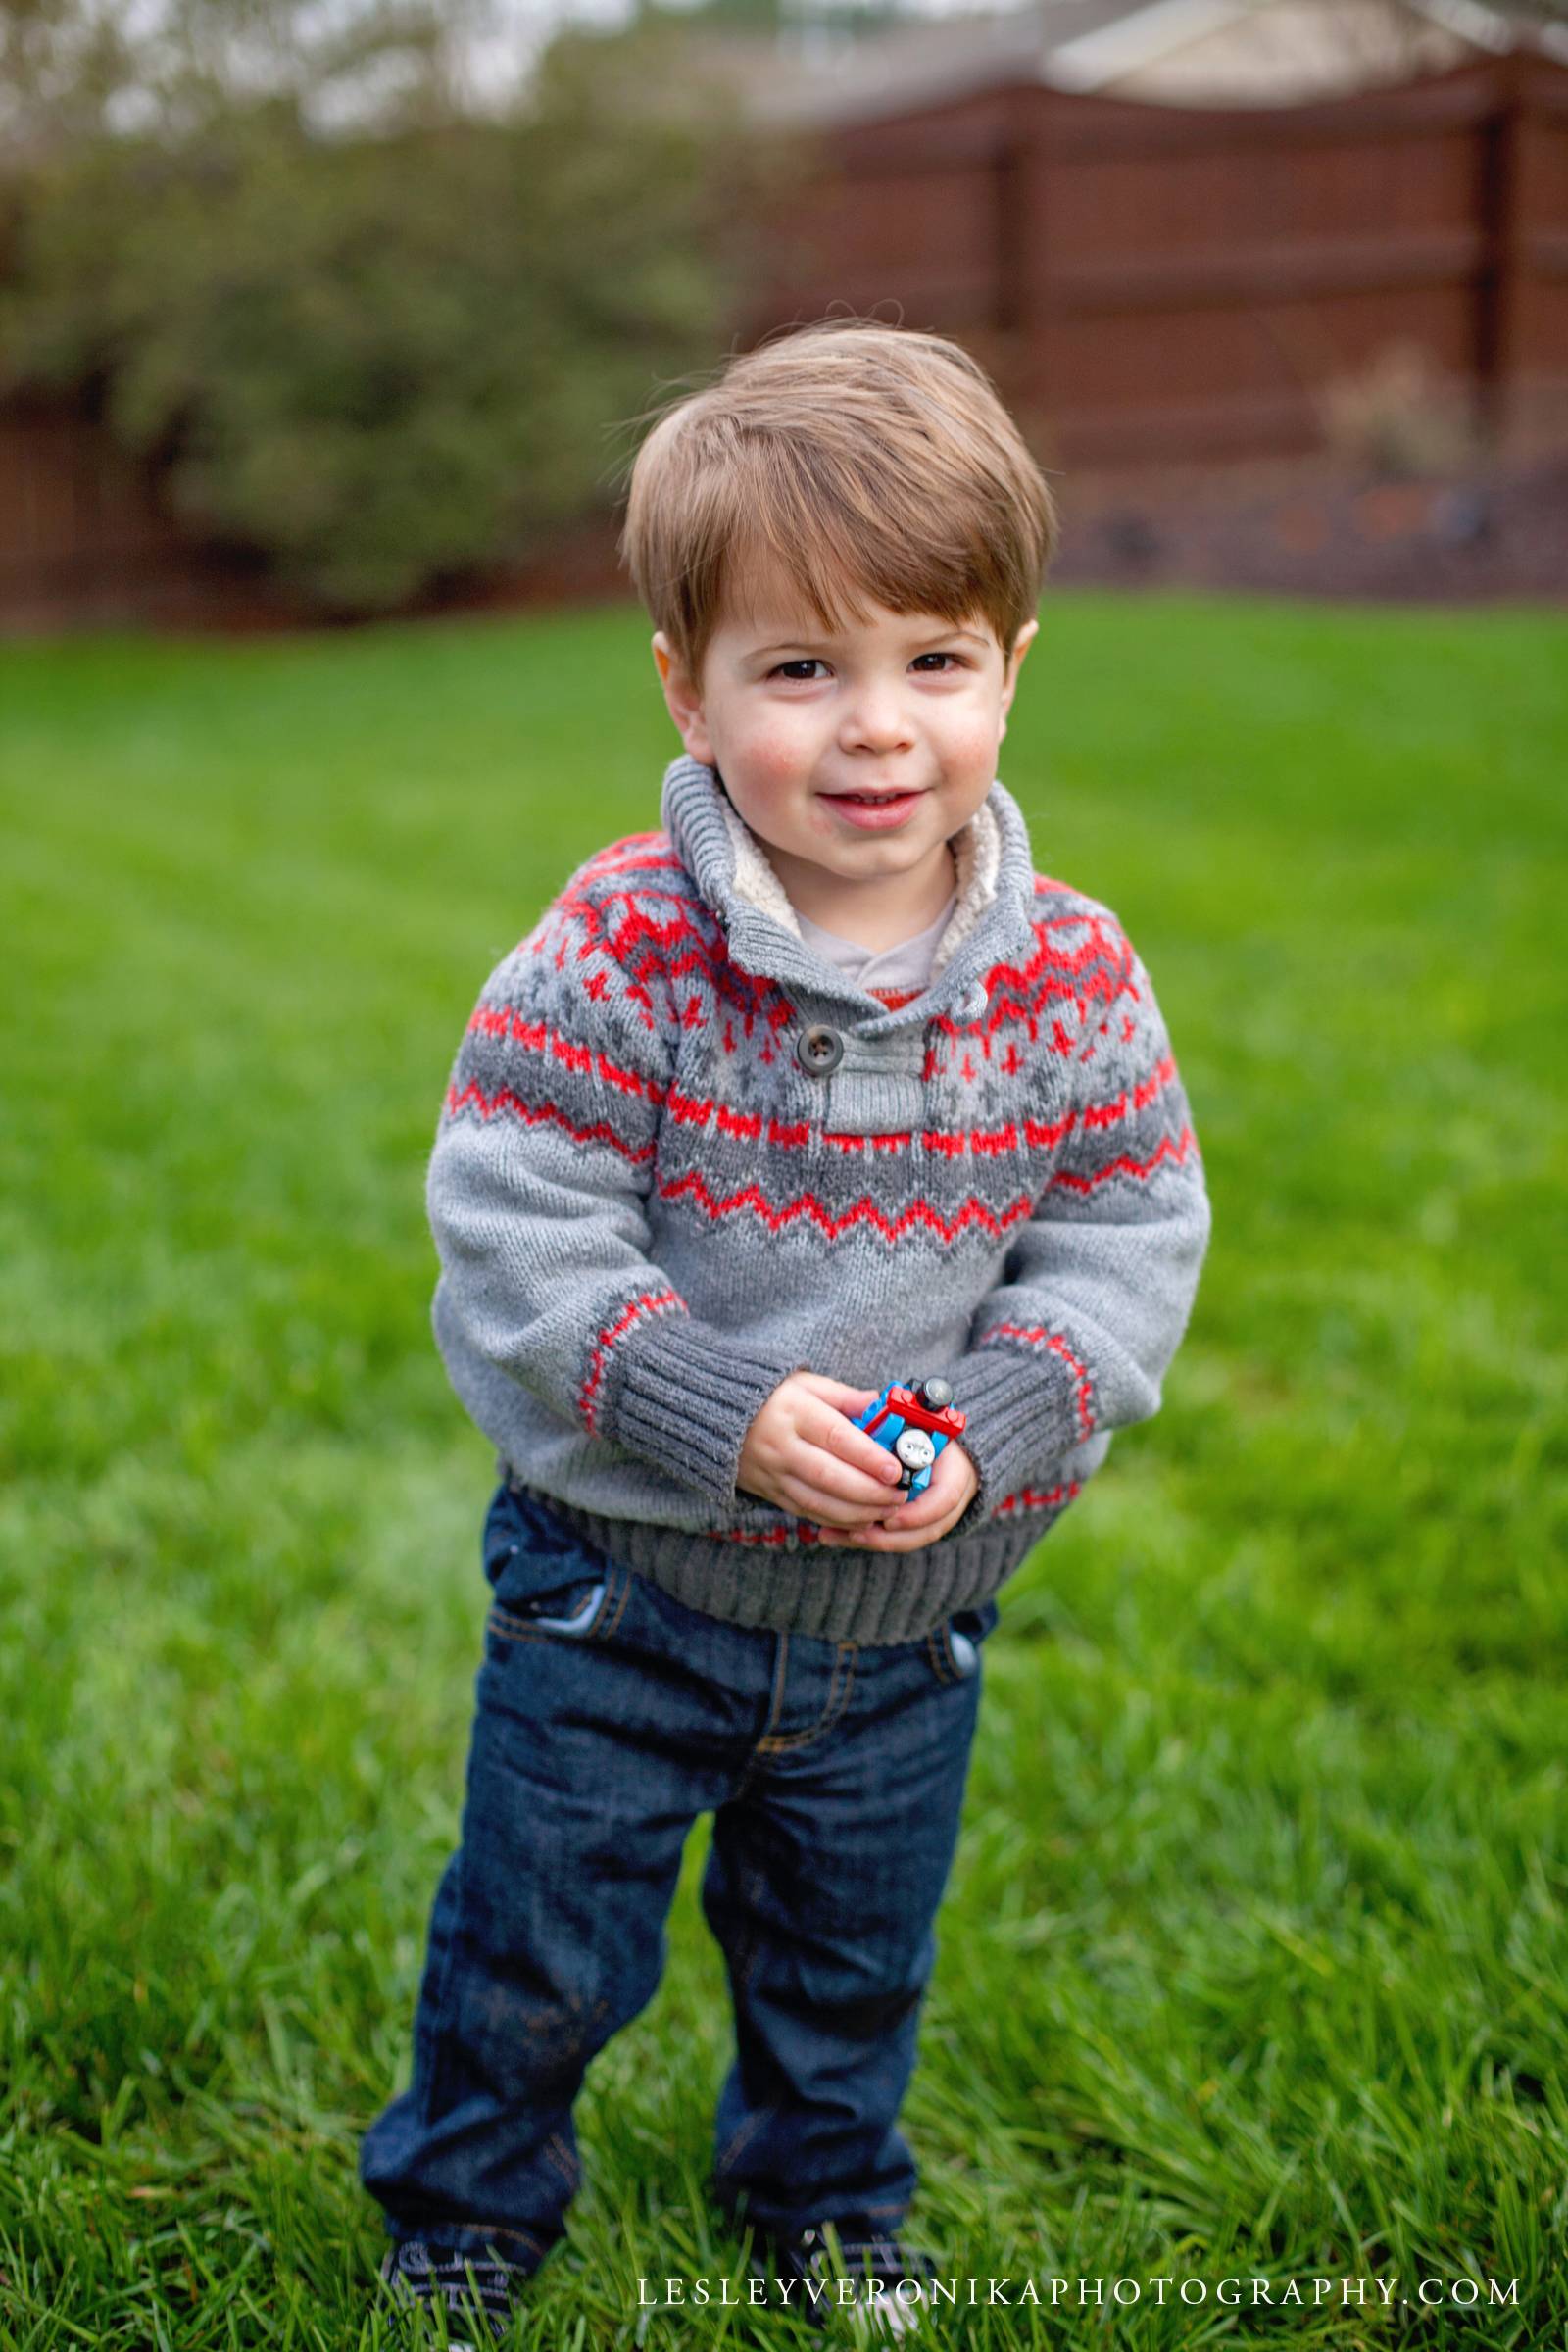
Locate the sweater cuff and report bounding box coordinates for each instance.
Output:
[597,1313,808,1508]
[936,1345,1087,1531]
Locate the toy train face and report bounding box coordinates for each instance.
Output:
[851,1378,967,1496]
[893,1429,936,1477]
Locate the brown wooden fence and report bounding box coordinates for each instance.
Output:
[0,397,231,630]
[2,52,1564,625]
[744,51,1568,470]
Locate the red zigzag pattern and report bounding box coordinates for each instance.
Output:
[446,1079,1197,1217]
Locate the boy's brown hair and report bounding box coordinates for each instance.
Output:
[614,316,1058,685]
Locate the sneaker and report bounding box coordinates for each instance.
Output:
[376,2238,527,2347]
[752,2223,938,2339]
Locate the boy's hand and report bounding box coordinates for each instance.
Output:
[736,1373,906,1534]
[843,1440,979,1552]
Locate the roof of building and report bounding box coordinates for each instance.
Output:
[699,0,1563,127]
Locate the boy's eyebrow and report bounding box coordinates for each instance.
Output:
[747,626,992,656]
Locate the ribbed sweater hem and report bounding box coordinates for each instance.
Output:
[511,1483,1062,1644]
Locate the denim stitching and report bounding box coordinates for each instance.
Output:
[925,1629,954,1685]
[598,1566,633,1640]
[753,1642,858,1753]
[715,2097,780,2176]
[486,1613,549,1645]
[733,1636,791,1801]
[761,1635,791,1736]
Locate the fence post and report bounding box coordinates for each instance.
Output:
[1475,49,1527,450]
[990,85,1056,453]
[994,89,1034,339]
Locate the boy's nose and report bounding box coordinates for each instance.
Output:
[839,695,915,755]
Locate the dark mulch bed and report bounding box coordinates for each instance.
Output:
[1046,447,1568,606]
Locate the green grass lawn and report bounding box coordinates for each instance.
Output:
[2,593,1565,2350]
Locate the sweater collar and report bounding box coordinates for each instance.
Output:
[659,753,1039,1032]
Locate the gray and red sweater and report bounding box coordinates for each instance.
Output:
[426,753,1212,1643]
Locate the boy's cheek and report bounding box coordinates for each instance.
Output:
[728,731,806,797]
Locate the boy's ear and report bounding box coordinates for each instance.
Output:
[652,631,715,768]
[998,616,1039,744]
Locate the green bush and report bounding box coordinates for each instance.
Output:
[0,23,801,613]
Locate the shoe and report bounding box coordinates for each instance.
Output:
[376,2238,526,2347]
[751,2223,938,2338]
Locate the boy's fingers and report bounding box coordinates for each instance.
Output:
[853,1507,947,1550]
[858,1482,971,1549]
[790,1458,898,1517]
[803,1460,902,1515]
[882,1446,974,1530]
[881,1482,946,1531]
[878,1464,949,1529]
[803,1405,905,1490]
[776,1473,893,1530]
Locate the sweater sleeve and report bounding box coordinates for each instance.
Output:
[935,907,1212,1524]
[425,878,808,1507]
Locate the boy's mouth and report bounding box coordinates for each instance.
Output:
[820,785,926,830]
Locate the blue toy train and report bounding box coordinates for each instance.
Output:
[850,1377,967,1497]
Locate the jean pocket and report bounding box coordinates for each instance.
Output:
[493,1574,612,1638]
[482,1483,620,1641]
[931,1597,1001,1683]
[487,1567,619,1645]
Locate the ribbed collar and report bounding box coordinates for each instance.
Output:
[659,754,1039,1034]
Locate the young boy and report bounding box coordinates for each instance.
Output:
[361,318,1211,2343]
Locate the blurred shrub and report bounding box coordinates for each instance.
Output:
[1320,341,1481,481]
[0,20,802,612]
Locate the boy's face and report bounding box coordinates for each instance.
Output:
[652,566,1037,922]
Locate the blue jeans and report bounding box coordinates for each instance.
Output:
[360,1481,997,2271]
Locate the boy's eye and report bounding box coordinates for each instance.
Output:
[766,653,967,681]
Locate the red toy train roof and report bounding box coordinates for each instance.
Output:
[864,1384,967,1441]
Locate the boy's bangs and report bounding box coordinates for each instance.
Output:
[717,525,878,646]
[714,467,1002,654]
[720,537,989,651]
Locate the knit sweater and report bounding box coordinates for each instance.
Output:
[427,753,1212,1644]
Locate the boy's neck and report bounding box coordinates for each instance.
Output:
[762,839,959,956]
